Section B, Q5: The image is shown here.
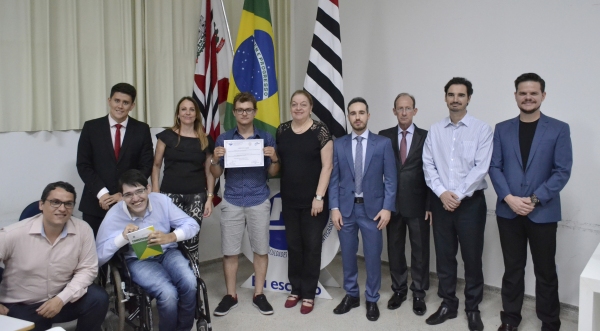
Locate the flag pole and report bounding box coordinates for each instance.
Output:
[218,0,235,55]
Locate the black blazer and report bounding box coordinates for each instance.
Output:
[379,124,430,218]
[76,115,154,217]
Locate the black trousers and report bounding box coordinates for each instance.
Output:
[386,214,430,298]
[497,215,561,330]
[3,284,108,331]
[282,203,329,300]
[431,190,486,312]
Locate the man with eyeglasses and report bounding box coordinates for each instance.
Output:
[210,92,280,316]
[378,93,432,316]
[0,181,108,331]
[96,169,199,331]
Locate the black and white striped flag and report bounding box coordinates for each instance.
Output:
[303,0,346,138]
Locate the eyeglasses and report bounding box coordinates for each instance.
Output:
[234,108,255,115]
[122,188,147,200]
[394,107,414,114]
[47,199,75,209]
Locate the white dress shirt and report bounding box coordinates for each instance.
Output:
[351,130,369,198]
[397,123,415,156]
[97,116,129,199]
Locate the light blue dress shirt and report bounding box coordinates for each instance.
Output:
[423,113,493,201]
[96,192,199,266]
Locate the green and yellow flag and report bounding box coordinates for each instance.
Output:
[225,0,280,135]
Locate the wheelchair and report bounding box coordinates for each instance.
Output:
[105,239,212,331]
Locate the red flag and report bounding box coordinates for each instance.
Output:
[193,0,233,205]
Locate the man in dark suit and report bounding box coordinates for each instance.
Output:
[77,83,154,235]
[378,93,431,316]
[489,73,572,331]
[330,97,397,322]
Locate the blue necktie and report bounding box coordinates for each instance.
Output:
[355,136,363,194]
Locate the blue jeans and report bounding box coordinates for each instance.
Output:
[127,248,197,331]
[3,284,108,331]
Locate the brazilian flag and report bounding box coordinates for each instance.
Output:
[225,0,280,136]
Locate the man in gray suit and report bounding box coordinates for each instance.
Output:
[379,93,431,316]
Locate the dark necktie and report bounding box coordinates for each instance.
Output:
[400,130,407,165]
[114,123,122,159]
[355,136,364,194]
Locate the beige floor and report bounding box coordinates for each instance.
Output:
[79,254,578,331]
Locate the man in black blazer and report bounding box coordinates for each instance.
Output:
[378,93,431,316]
[76,83,154,235]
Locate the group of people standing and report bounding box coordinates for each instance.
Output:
[0,71,572,331]
[326,73,571,331]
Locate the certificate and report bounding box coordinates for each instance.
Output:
[224,139,264,168]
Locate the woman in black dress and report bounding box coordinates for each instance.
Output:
[151,96,215,263]
[276,90,333,314]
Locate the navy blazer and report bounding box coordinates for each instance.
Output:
[77,115,154,218]
[489,113,572,223]
[329,131,397,219]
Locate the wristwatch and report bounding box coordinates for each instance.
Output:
[530,194,540,205]
[207,193,214,198]
[315,195,323,201]
[210,158,218,166]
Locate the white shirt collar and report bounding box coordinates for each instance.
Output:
[108,115,129,128]
[397,123,415,135]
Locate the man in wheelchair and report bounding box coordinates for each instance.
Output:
[96,169,200,331]
[0,181,108,331]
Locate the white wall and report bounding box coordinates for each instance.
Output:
[291,0,600,306]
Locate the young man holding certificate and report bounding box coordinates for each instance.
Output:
[210,92,280,316]
[96,169,200,331]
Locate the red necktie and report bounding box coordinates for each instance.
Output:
[400,130,407,164]
[114,123,122,159]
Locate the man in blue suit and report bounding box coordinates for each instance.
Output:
[330,97,397,321]
[489,73,572,331]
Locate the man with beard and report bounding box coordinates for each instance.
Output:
[423,77,493,331]
[329,97,397,321]
[489,73,572,331]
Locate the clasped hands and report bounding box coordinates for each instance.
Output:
[99,192,122,210]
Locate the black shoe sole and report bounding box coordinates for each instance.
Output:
[333,302,360,314]
[425,311,458,325]
[413,308,427,316]
[213,302,238,316]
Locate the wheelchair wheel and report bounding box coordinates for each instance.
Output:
[140,294,154,331]
[196,318,209,331]
[111,265,126,331]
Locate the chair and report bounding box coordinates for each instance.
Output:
[106,243,212,331]
[19,201,40,221]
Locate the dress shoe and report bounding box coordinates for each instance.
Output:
[425,305,458,325]
[497,323,518,331]
[366,301,380,321]
[387,292,407,310]
[300,299,314,314]
[467,311,484,331]
[412,297,427,316]
[333,295,360,314]
[284,295,301,308]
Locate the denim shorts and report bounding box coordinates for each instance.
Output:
[219,198,270,255]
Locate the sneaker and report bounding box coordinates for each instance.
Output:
[214,294,238,316]
[252,294,274,315]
